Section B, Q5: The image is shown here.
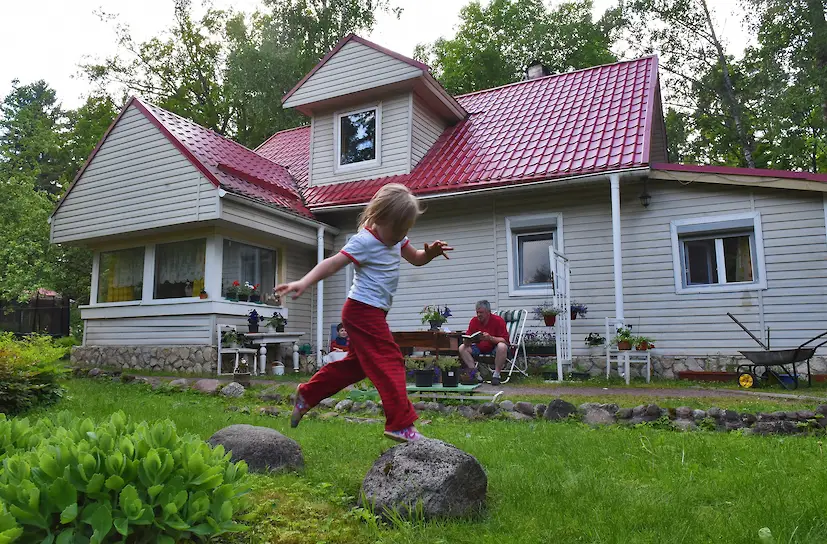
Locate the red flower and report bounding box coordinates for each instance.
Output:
[232,280,240,287]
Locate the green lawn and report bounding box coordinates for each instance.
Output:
[25,379,827,543]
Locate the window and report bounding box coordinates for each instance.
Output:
[97,247,144,302]
[671,212,767,293]
[506,214,562,296]
[335,105,381,170]
[154,239,206,299]
[222,240,278,302]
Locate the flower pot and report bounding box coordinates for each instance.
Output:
[636,342,651,351]
[199,292,208,299]
[543,314,557,326]
[617,341,632,350]
[570,310,578,321]
[442,369,459,387]
[248,323,259,333]
[415,369,434,387]
[276,325,285,333]
[250,294,261,303]
[238,294,249,302]
[266,325,286,333]
[233,372,251,388]
[428,320,442,331]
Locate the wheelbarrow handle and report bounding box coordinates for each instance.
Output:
[727,313,768,350]
[800,330,827,351]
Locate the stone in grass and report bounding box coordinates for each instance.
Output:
[192,379,221,394]
[168,378,189,389]
[544,399,576,421]
[581,407,616,426]
[258,406,279,417]
[479,402,497,415]
[503,411,533,421]
[534,404,546,418]
[673,420,697,432]
[514,402,535,417]
[675,406,693,420]
[221,382,245,398]
[259,388,283,403]
[499,400,515,412]
[208,424,303,472]
[359,439,486,520]
[318,398,338,409]
[87,368,102,378]
[816,404,827,416]
[751,420,801,435]
[413,401,427,411]
[334,399,354,412]
[615,408,633,420]
[457,406,479,420]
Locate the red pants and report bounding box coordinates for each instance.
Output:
[298,298,417,431]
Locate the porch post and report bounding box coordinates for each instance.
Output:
[316,226,325,369]
[610,174,625,320]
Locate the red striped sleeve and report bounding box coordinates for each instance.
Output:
[401,238,410,249]
[340,250,360,265]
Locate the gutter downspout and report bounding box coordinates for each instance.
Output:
[610,174,625,321]
[316,226,325,368]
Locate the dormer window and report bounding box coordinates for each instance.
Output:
[335,105,381,171]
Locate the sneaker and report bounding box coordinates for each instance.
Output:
[384,425,424,443]
[490,376,501,386]
[290,385,310,428]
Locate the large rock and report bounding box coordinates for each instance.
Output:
[192,379,221,394]
[582,407,616,426]
[544,399,576,421]
[221,382,245,398]
[359,439,486,520]
[207,424,303,472]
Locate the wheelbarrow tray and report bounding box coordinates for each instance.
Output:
[739,348,816,366]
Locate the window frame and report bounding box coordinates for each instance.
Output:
[670,212,767,294]
[334,104,382,173]
[153,238,208,300]
[505,213,564,297]
[95,246,146,304]
[220,237,280,301]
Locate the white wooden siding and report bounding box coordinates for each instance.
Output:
[410,95,446,168]
[284,245,315,345]
[311,94,411,185]
[51,105,219,243]
[220,198,324,248]
[283,40,422,109]
[85,315,213,345]
[318,180,827,358]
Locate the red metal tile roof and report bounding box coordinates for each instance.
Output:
[256,125,311,189]
[651,163,827,183]
[300,56,659,207]
[134,99,312,217]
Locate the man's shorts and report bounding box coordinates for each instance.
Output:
[470,344,494,357]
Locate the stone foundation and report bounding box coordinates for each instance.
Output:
[71,345,218,374]
[526,353,827,379]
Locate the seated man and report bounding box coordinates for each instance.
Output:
[330,323,349,353]
[458,300,509,385]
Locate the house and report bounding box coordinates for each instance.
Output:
[58,34,827,377]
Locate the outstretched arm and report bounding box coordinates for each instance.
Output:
[276,252,351,299]
[402,240,454,266]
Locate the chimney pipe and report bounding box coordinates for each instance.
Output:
[525,61,550,80]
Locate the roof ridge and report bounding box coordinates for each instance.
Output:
[454,55,658,99]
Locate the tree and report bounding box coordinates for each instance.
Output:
[622,0,757,167]
[415,0,620,95]
[0,80,65,194]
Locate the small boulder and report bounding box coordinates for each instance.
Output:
[675,406,693,420]
[616,408,633,419]
[582,407,616,426]
[192,379,221,394]
[425,402,441,412]
[168,378,189,389]
[544,399,576,421]
[645,404,661,418]
[674,420,697,432]
[319,412,339,420]
[534,404,547,418]
[259,388,283,403]
[724,410,740,422]
[479,402,497,415]
[798,410,816,420]
[207,424,303,472]
[413,401,427,411]
[515,402,535,416]
[457,406,479,420]
[741,413,757,426]
[221,382,245,398]
[771,411,787,420]
[87,368,102,378]
[334,399,354,412]
[499,400,515,412]
[785,411,800,421]
[359,439,487,520]
[752,420,800,435]
[707,407,723,419]
[258,406,279,417]
[503,411,534,421]
[816,404,827,416]
[318,398,338,409]
[692,409,707,421]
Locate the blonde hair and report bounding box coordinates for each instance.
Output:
[358,183,424,230]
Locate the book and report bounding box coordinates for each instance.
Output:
[462,331,482,342]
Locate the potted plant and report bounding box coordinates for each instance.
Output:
[247,309,264,333]
[569,365,591,381]
[233,357,251,388]
[420,305,451,331]
[222,329,241,348]
[634,336,655,351]
[265,312,287,332]
[405,357,436,387]
[585,332,605,348]
[533,302,561,326]
[613,325,634,350]
[249,283,262,303]
[436,357,461,387]
[570,302,588,321]
[199,289,208,299]
[524,331,556,356]
[226,280,240,301]
[238,281,253,302]
[540,364,558,380]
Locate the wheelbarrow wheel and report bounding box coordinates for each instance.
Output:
[738,372,757,388]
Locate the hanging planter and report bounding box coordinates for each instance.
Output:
[570,302,588,321]
[543,314,557,327]
[534,303,561,327]
[570,310,578,321]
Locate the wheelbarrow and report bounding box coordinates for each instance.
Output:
[728,313,827,389]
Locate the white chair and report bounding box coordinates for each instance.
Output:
[217,324,258,376]
[605,317,651,384]
[474,309,529,384]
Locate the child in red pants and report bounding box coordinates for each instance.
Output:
[276,183,452,442]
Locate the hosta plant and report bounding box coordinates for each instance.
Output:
[0,410,251,543]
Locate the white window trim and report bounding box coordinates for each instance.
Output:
[670,211,767,294]
[334,103,382,173]
[505,213,564,297]
[221,237,279,295]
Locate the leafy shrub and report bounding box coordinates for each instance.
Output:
[0,410,251,543]
[0,333,69,415]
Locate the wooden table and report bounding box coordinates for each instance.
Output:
[392,330,462,357]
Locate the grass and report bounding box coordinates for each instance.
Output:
[20,379,827,543]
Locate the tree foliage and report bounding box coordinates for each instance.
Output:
[415,0,620,95]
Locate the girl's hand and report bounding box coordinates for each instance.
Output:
[425,240,454,260]
[276,281,307,299]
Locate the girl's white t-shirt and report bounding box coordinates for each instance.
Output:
[339,228,410,311]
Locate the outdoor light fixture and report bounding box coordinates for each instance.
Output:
[639,179,651,208]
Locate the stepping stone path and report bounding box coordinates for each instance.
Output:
[208,424,303,472]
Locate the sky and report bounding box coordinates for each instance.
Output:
[0,0,752,109]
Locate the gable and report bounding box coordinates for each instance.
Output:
[283,39,424,110]
[51,104,219,244]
